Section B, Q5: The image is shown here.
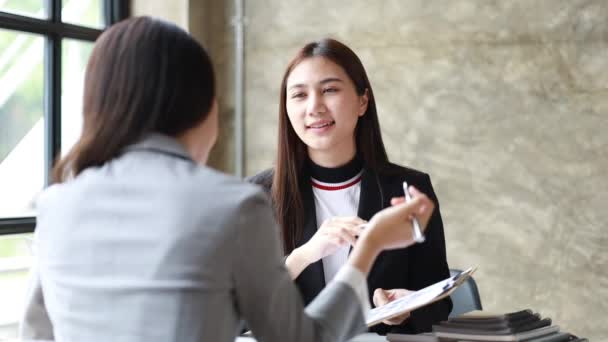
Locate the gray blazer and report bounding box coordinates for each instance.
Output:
[20,134,365,342]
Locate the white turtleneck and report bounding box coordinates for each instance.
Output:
[311,170,363,284]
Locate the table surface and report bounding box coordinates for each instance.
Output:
[236,332,387,342]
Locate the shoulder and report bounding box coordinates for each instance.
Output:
[374,162,439,203]
[378,162,431,185]
[193,167,268,206]
[35,183,69,221]
[206,171,277,242]
[179,167,275,238]
[246,168,274,192]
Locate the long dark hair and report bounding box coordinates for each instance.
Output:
[53,16,215,182]
[273,38,389,254]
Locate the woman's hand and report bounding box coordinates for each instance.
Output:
[299,216,367,263]
[363,186,433,252]
[373,288,413,325]
[285,216,366,279]
[349,186,434,274]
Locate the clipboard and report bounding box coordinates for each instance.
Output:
[366,266,477,327]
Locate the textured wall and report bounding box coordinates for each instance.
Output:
[241,1,608,340]
[131,0,189,30]
[188,0,237,172]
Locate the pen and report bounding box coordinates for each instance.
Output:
[403,181,426,243]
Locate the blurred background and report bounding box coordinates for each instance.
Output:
[1,0,606,340]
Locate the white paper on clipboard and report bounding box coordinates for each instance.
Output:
[366,267,477,327]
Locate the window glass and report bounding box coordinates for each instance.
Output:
[0,0,46,19]
[62,0,103,29]
[0,233,33,340]
[0,29,44,219]
[61,38,94,155]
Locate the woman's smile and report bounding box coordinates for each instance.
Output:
[307,119,336,133]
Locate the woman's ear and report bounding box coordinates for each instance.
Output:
[359,89,369,117]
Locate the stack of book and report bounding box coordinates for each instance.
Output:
[387,310,588,342]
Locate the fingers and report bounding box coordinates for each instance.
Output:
[383,312,410,325]
[392,189,434,229]
[407,186,434,230]
[390,197,406,206]
[321,217,367,245]
[327,236,345,248]
[407,185,423,197]
[392,186,431,208]
[375,288,413,325]
[332,216,367,229]
[408,186,429,213]
[386,288,414,298]
[330,216,366,222]
[318,226,356,248]
[373,288,390,307]
[374,288,411,325]
[339,221,365,238]
[335,228,357,246]
[309,217,367,260]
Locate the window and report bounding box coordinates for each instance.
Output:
[0,1,128,338]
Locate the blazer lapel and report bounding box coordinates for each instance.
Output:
[351,168,384,256]
[297,175,326,298]
[357,167,384,225]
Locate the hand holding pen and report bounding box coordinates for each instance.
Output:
[403,181,426,243]
[357,183,428,245]
[357,185,434,253]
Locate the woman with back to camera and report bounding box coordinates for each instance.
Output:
[250,38,452,335]
[19,17,437,342]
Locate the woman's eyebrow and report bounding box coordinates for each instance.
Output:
[287,83,305,91]
[287,77,343,91]
[319,77,343,85]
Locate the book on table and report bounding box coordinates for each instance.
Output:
[387,310,570,342]
[432,310,567,341]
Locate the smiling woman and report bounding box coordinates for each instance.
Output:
[249,38,453,335]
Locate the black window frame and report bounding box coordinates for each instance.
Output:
[0,0,129,236]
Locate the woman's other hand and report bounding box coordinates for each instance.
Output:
[373,288,413,325]
[300,216,366,263]
[286,216,365,279]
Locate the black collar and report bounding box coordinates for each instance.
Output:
[307,155,363,183]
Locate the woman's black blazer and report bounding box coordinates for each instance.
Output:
[249,163,452,334]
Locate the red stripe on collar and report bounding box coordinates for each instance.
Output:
[311,176,362,191]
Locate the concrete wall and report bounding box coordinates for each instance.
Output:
[131,0,235,170]
[133,1,607,340]
[131,0,189,30]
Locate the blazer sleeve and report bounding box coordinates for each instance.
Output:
[230,190,367,342]
[385,173,451,334]
[19,261,55,341]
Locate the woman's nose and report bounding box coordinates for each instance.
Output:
[306,92,326,115]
